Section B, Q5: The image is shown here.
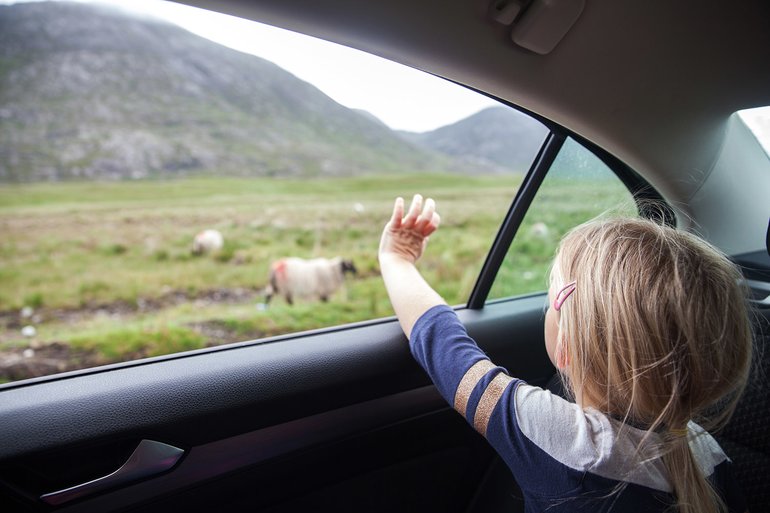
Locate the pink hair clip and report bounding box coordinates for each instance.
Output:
[553,281,577,311]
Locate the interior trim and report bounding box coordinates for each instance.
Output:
[54,386,446,513]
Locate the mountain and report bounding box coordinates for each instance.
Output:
[352,109,389,128]
[0,2,457,181]
[401,107,549,173]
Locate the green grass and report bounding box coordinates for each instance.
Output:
[489,175,637,299]
[0,174,517,365]
[0,173,635,377]
[69,324,206,361]
[0,174,519,310]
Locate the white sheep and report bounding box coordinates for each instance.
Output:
[192,229,224,255]
[264,257,357,305]
[529,222,550,238]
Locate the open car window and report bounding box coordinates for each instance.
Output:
[0,0,550,384]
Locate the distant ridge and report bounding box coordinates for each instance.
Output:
[0,2,457,181]
[352,109,389,128]
[0,2,554,182]
[401,107,549,173]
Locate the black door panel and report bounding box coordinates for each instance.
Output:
[0,295,552,512]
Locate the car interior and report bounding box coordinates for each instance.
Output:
[1,0,769,512]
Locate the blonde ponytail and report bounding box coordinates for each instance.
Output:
[662,432,724,513]
[552,218,752,513]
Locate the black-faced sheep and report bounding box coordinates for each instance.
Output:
[192,229,224,255]
[264,257,357,305]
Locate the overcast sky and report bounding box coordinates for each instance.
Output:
[3,0,770,147]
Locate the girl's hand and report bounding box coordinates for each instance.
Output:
[379,194,441,265]
[378,194,446,338]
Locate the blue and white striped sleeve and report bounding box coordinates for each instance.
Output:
[409,304,521,437]
[409,305,603,499]
[409,305,615,500]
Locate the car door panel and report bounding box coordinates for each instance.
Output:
[0,295,552,512]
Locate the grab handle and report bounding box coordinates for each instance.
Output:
[40,439,184,506]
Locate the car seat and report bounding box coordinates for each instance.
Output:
[714,309,770,513]
[715,219,770,511]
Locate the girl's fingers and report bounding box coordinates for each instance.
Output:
[414,198,435,233]
[390,197,404,229]
[402,194,422,228]
[424,212,441,237]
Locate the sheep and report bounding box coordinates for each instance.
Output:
[529,222,550,238]
[264,257,357,305]
[192,229,224,255]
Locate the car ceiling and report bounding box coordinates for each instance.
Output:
[176,0,770,210]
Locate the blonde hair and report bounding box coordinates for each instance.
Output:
[551,217,752,513]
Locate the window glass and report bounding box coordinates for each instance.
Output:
[738,106,770,157]
[487,138,638,301]
[0,0,548,383]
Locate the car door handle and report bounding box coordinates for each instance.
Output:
[40,439,184,506]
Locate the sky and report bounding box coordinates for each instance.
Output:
[740,108,770,156]
[2,0,770,145]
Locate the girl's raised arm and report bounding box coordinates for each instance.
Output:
[378,194,445,338]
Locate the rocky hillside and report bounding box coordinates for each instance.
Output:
[402,107,549,173]
[0,2,461,181]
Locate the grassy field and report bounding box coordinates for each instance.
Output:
[0,173,633,381]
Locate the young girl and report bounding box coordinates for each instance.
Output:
[378,194,752,513]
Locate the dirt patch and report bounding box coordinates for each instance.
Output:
[0,286,263,329]
[0,286,266,383]
[0,322,268,382]
[0,342,103,382]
